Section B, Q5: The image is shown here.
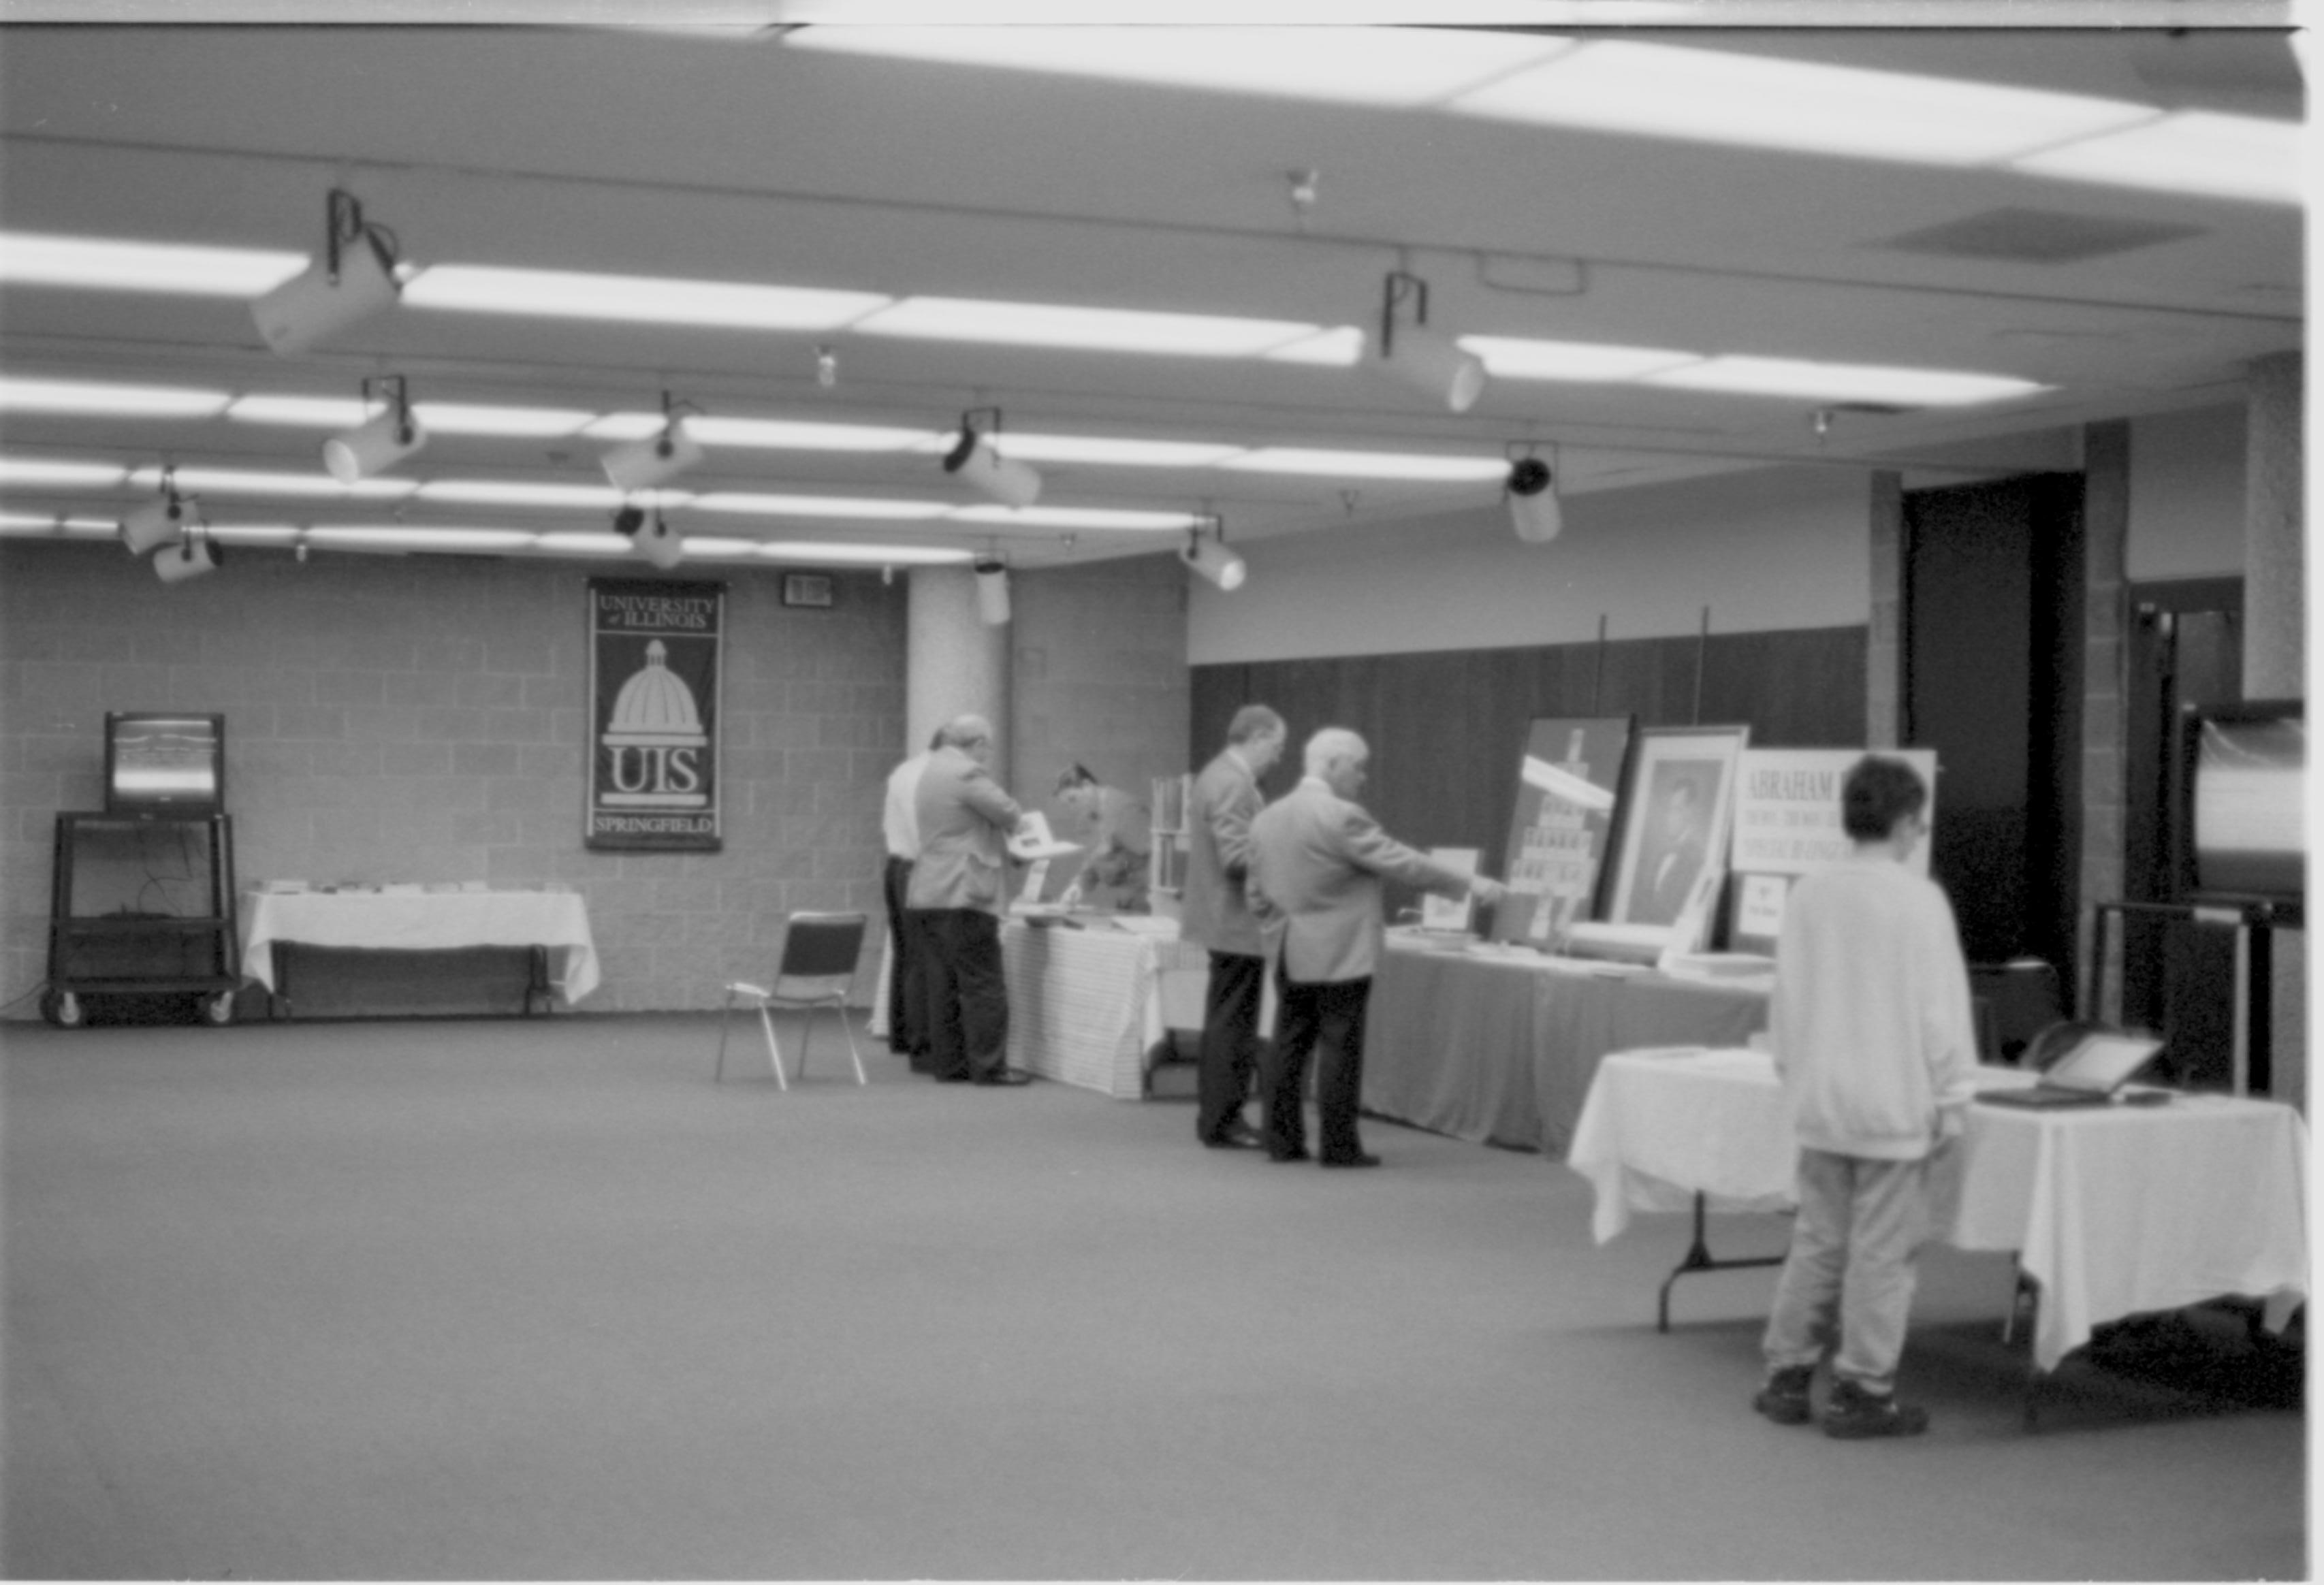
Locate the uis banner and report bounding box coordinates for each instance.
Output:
[586,578,725,852]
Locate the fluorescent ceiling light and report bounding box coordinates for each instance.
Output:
[852,296,1324,357]
[534,532,639,556]
[129,465,417,499]
[784,25,1572,108]
[668,535,759,558]
[304,526,541,552]
[0,458,129,486]
[204,523,304,545]
[987,434,1246,468]
[1459,336,1698,383]
[402,264,889,331]
[1447,39,2157,166]
[948,505,1203,530]
[227,394,370,427]
[1261,327,1367,367]
[690,492,951,519]
[1220,447,1508,481]
[0,377,232,417]
[757,541,973,565]
[582,411,673,442]
[411,402,596,438]
[686,416,940,451]
[0,511,119,535]
[413,479,635,509]
[2011,110,2303,206]
[0,232,307,295]
[1645,356,2047,406]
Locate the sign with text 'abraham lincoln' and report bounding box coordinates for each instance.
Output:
[586,578,724,852]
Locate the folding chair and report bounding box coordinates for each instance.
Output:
[716,911,869,1088]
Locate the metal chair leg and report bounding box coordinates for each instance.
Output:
[716,990,737,1081]
[836,1002,867,1085]
[757,1003,788,1091]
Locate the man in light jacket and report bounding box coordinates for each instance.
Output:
[1180,703,1286,1149]
[1247,728,1504,1168]
[1754,754,1977,1439]
[908,715,1033,1087]
[880,729,942,1073]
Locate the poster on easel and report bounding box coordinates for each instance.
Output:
[1493,717,1634,945]
[1726,746,1939,952]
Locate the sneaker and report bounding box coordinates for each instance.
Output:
[1752,1365,1814,1426]
[1821,1378,1929,1439]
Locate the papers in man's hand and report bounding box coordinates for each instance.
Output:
[1008,810,1083,863]
[1421,848,1480,932]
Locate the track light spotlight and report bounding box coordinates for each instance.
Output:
[120,485,189,555]
[1180,520,1247,592]
[943,409,1042,509]
[816,345,839,387]
[611,504,646,538]
[323,374,426,482]
[636,511,685,571]
[601,391,705,492]
[974,557,1012,626]
[153,528,221,584]
[1377,270,1486,413]
[251,188,403,357]
[1507,455,1561,545]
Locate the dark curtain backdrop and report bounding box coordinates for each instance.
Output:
[1192,624,1867,918]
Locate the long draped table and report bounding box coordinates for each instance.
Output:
[999,917,1203,1098]
[239,890,601,1012]
[1567,1047,2310,1374]
[1363,934,1770,1155]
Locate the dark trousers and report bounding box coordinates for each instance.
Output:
[882,857,931,1067]
[1262,973,1372,1162]
[922,908,1010,1080]
[1196,950,1265,1142]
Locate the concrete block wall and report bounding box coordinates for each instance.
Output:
[1010,551,1192,845]
[0,541,906,1016]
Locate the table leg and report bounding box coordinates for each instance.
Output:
[1656,1192,1787,1332]
[270,942,293,1020]
[525,946,550,1015]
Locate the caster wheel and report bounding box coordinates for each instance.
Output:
[202,991,236,1027]
[42,990,83,1028]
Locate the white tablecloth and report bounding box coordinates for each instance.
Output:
[1000,917,1193,1098]
[1568,1048,2309,1371]
[239,891,601,1003]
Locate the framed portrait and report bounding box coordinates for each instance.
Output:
[1605,724,1750,944]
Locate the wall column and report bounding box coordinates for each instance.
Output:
[906,566,1011,785]
[2078,421,2133,1017]
[1866,470,1905,748]
[2242,350,2305,1111]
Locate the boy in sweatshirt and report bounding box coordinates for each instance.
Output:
[1754,755,1978,1439]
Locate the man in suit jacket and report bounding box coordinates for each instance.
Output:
[907,714,1034,1086]
[880,729,943,1072]
[1247,728,1506,1167]
[1179,703,1287,1149]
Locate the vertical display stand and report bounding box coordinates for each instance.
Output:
[45,812,242,1027]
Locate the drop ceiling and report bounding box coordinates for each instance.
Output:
[0,15,2304,571]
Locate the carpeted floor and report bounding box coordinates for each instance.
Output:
[1,1013,2306,1580]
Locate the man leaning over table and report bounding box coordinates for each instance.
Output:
[1247,727,1505,1169]
[909,714,1035,1087]
[1754,754,1977,1439]
[1181,703,1287,1150]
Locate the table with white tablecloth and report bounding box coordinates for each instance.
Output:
[1000,916,1205,1098]
[1567,1048,2310,1373]
[239,890,601,1013]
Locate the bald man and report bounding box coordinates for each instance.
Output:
[908,714,1034,1086]
[1247,728,1506,1167]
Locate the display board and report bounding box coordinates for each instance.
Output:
[2185,702,2304,903]
[1725,746,1939,952]
[1493,717,1633,945]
